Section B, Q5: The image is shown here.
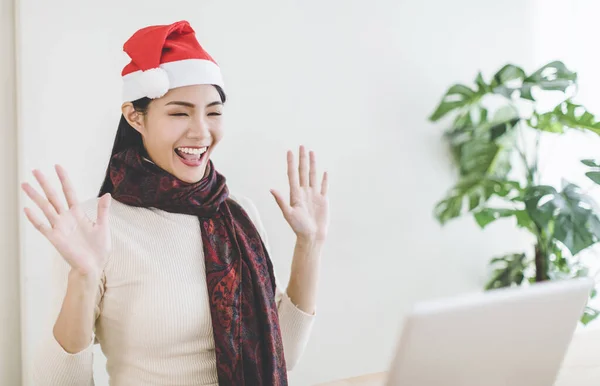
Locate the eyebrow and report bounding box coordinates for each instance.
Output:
[165,100,223,108]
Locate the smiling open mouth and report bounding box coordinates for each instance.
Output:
[174,146,208,167]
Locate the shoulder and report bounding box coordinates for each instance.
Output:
[78,196,134,222]
[229,194,259,220]
[228,193,269,242]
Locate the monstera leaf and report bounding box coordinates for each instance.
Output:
[521,61,577,100]
[445,105,520,178]
[582,307,600,325]
[524,183,600,255]
[530,101,600,135]
[485,253,528,290]
[458,138,513,178]
[490,64,527,99]
[435,176,520,224]
[490,61,576,101]
[473,208,518,228]
[582,159,600,184]
[429,84,483,122]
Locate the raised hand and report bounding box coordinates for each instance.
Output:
[21,165,112,282]
[270,145,330,242]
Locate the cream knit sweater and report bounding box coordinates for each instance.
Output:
[32,194,315,386]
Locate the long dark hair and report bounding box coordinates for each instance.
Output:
[98,85,227,197]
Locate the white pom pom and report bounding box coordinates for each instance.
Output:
[139,68,170,99]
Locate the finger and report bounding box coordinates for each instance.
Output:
[23,207,51,237]
[287,150,299,195]
[270,189,290,217]
[96,193,112,227]
[55,164,80,209]
[299,145,308,187]
[21,182,60,225]
[309,150,317,188]
[33,169,66,214]
[321,171,329,196]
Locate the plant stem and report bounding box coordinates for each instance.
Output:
[533,131,541,185]
[521,121,547,281]
[534,241,549,281]
[516,122,535,186]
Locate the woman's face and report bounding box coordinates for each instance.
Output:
[123,84,224,183]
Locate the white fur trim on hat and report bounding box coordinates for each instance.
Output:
[139,68,170,99]
[122,59,224,102]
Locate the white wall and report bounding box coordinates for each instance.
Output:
[18,1,538,385]
[0,0,21,385]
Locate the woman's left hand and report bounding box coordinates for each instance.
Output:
[271,145,330,242]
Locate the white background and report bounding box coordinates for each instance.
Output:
[3,1,600,385]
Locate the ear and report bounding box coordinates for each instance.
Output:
[122,102,146,135]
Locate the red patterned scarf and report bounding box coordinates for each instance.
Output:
[108,147,288,385]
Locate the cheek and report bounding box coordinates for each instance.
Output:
[211,124,225,143]
[145,121,184,155]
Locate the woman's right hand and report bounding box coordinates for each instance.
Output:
[21,165,112,283]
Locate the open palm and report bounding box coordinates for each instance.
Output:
[22,165,112,280]
[271,146,330,242]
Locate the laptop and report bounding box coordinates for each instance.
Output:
[384,277,594,386]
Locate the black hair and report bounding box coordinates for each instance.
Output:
[98,85,226,197]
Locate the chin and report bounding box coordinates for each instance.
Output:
[170,153,210,184]
[175,167,208,184]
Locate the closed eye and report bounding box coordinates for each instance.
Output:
[208,112,222,116]
[169,113,189,117]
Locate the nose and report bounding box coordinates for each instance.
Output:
[186,116,211,139]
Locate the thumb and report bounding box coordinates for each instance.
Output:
[96,193,112,227]
[270,189,289,216]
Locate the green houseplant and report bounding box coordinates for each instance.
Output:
[430,61,600,324]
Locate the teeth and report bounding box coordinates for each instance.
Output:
[177,147,207,155]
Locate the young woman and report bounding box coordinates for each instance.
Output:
[23,20,329,386]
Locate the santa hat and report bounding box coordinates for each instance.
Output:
[121,20,224,102]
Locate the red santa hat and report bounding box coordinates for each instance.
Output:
[121,20,224,102]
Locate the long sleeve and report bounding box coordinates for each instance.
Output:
[32,252,105,386]
[232,195,316,370]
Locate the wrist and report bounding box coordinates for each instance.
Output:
[294,236,325,264]
[68,269,100,293]
[296,235,325,247]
